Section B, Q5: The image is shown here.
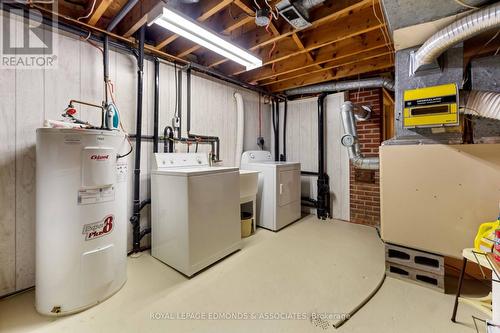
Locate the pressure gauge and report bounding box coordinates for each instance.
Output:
[341,134,355,147]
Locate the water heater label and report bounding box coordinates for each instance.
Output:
[116,163,128,183]
[78,186,115,205]
[82,215,114,241]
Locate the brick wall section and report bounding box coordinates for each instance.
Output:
[348,88,382,227]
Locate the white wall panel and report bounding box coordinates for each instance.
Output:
[0,17,271,296]
[280,94,349,220]
[0,65,17,296]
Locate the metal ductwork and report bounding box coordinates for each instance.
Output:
[410,2,500,75]
[340,101,379,170]
[464,90,500,120]
[285,77,395,95]
[300,0,325,10]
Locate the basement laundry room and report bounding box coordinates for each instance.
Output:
[0,0,500,332]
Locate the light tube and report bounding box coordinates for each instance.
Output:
[149,7,262,71]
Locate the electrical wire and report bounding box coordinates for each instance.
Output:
[372,0,394,64]
[453,0,479,10]
[264,0,278,20]
[254,0,261,9]
[77,0,97,21]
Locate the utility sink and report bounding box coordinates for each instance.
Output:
[239,170,259,201]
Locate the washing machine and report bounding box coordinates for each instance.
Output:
[240,151,301,231]
[151,153,241,277]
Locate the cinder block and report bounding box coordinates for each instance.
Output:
[385,243,444,275]
[386,262,445,292]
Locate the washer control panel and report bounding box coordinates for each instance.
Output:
[154,153,209,170]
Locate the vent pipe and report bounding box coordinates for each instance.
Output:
[340,101,379,170]
[410,2,500,75]
[285,77,394,96]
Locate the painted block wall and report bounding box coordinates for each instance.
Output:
[0,15,272,297]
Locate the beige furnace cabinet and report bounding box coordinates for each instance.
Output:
[380,144,500,258]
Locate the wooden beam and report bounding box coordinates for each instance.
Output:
[87,0,113,26]
[291,33,320,68]
[225,4,384,76]
[269,54,394,92]
[240,29,386,83]
[155,0,234,50]
[261,48,392,86]
[204,0,374,68]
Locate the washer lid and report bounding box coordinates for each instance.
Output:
[242,161,301,169]
[152,166,238,176]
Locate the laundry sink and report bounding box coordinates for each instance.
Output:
[239,170,259,201]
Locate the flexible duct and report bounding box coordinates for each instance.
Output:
[285,77,395,95]
[341,101,379,170]
[301,0,325,10]
[410,2,500,75]
[464,90,500,120]
[234,92,245,167]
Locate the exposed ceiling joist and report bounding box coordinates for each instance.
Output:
[269,54,394,92]
[261,48,392,86]
[224,3,385,75]
[87,0,114,26]
[240,29,386,83]
[204,0,375,69]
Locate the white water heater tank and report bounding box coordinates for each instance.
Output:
[36,128,128,316]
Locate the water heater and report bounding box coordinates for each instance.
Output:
[36,128,128,315]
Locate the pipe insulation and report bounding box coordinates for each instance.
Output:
[340,101,379,170]
[410,2,500,75]
[464,90,500,120]
[285,77,395,95]
[234,92,245,168]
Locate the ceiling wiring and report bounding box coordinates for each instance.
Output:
[77,0,97,20]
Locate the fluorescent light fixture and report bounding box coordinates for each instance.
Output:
[148,6,262,71]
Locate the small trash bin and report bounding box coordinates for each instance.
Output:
[241,211,253,238]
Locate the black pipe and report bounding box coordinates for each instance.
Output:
[103,35,109,106]
[130,25,145,254]
[153,58,160,153]
[318,94,326,176]
[272,99,280,161]
[186,68,191,135]
[316,93,331,220]
[140,198,150,211]
[177,69,183,139]
[280,98,288,161]
[106,0,139,32]
[301,171,319,176]
[163,126,174,153]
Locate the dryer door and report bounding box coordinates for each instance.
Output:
[278,169,300,206]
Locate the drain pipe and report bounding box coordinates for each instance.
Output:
[285,77,395,96]
[410,2,500,75]
[316,93,331,220]
[153,58,160,153]
[130,25,145,254]
[280,99,288,161]
[234,92,244,167]
[272,99,280,161]
[340,101,379,170]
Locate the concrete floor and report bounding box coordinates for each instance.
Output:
[0,216,487,332]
